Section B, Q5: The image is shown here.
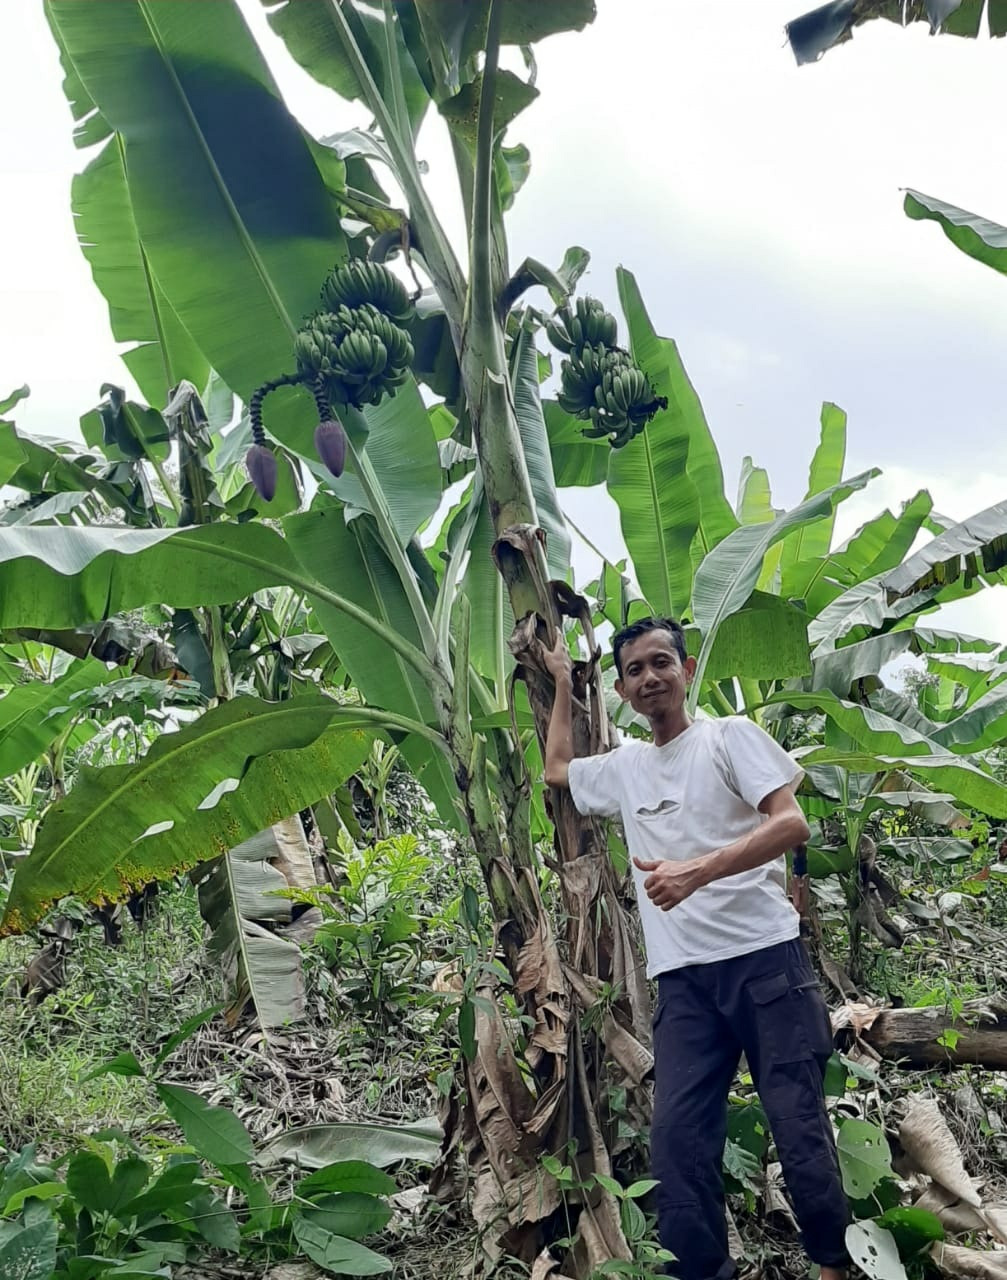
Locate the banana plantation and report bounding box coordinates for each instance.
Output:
[2,2,1007,1279]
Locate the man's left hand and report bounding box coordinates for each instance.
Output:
[632,856,710,910]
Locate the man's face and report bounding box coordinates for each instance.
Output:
[615,630,696,719]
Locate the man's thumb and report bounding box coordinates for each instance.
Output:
[633,856,660,871]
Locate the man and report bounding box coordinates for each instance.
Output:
[543,616,848,1280]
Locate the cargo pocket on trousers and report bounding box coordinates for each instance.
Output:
[747,970,813,1066]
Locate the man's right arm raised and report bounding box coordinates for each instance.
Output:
[542,635,575,790]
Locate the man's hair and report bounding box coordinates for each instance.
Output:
[612,616,688,678]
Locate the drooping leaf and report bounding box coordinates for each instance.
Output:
[905,189,1007,280]
[46,0,348,453]
[786,0,1004,66]
[1,696,385,933]
[0,520,397,642]
[811,499,1007,653]
[72,137,209,408]
[881,497,1007,601]
[0,421,148,523]
[796,742,1007,818]
[258,1117,442,1170]
[809,632,916,694]
[927,683,1007,752]
[155,1084,254,1169]
[196,823,308,1029]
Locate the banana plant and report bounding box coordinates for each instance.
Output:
[14,0,1007,1269]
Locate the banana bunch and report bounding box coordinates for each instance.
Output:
[293,303,413,410]
[320,258,411,323]
[549,298,667,448]
[546,296,618,354]
[247,260,416,499]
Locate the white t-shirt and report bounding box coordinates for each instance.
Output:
[568,716,803,977]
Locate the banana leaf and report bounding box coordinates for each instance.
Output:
[283,508,461,826]
[689,470,877,701]
[811,499,1007,653]
[196,819,314,1029]
[773,690,1007,817]
[779,403,846,589]
[72,136,209,408]
[0,658,120,780]
[0,695,399,934]
[905,189,1007,280]
[607,269,736,616]
[45,0,347,455]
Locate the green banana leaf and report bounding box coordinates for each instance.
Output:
[0,523,301,630]
[607,269,736,615]
[460,480,513,689]
[283,508,461,826]
[196,821,311,1029]
[0,421,148,523]
[686,592,811,682]
[45,0,347,454]
[809,632,916,694]
[811,499,1007,653]
[779,403,846,590]
[689,470,878,701]
[262,0,430,137]
[314,385,443,548]
[905,190,1007,280]
[926,684,1007,753]
[0,658,120,780]
[72,136,209,408]
[795,491,933,619]
[736,457,778,526]
[617,268,738,561]
[543,401,608,488]
[0,695,395,934]
[0,521,436,705]
[882,497,1007,601]
[772,690,1007,817]
[511,322,571,580]
[786,0,1004,66]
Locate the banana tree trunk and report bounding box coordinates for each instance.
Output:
[415,12,652,1269]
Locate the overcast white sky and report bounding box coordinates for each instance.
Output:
[3,0,1007,642]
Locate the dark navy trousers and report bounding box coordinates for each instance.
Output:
[651,938,849,1280]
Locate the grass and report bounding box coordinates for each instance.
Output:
[0,880,218,1154]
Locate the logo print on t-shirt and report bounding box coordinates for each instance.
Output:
[636,798,680,818]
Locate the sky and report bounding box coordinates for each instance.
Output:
[3,0,1007,643]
